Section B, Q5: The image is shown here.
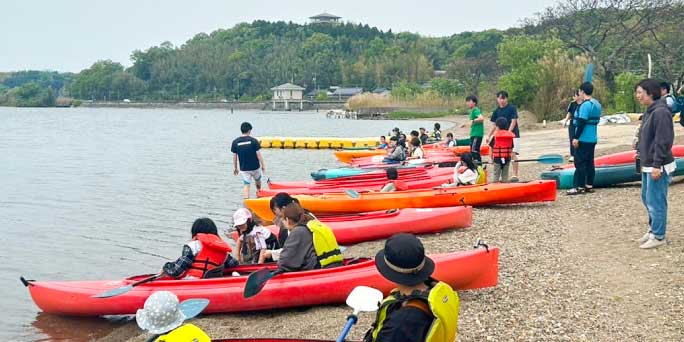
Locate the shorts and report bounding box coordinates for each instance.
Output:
[512,138,521,154]
[240,169,262,185]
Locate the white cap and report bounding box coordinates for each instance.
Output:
[233,208,252,227]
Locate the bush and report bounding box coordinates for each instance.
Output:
[614,72,643,113]
[314,91,329,101]
[388,110,454,119]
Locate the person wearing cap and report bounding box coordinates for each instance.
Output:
[232,208,279,264]
[137,291,210,342]
[390,127,401,140]
[163,218,236,279]
[363,234,459,342]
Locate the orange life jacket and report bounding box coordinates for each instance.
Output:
[185,233,232,279]
[492,130,516,160]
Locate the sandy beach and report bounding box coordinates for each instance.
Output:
[98,120,684,342]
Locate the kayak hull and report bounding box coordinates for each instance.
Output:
[25,249,498,316]
[247,181,557,221]
[233,207,472,245]
[542,158,684,189]
[334,145,490,164]
[558,145,684,170]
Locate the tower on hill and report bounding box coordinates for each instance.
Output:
[309,12,341,24]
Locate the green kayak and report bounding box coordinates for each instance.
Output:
[541,159,684,189]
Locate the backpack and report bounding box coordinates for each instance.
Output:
[667,94,682,114]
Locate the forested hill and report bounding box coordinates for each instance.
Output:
[68,20,504,102]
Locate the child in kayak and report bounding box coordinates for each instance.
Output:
[378,135,388,149]
[163,218,237,279]
[232,208,279,264]
[445,132,456,148]
[262,200,343,272]
[270,192,295,246]
[489,117,516,183]
[380,167,409,192]
[452,152,483,186]
[408,138,425,159]
[432,123,442,141]
[362,234,459,342]
[137,291,210,342]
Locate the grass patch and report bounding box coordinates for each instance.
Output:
[388,111,458,119]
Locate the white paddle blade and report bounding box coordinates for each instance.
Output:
[346,286,383,312]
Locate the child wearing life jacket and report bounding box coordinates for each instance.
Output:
[261,200,343,272]
[162,218,235,279]
[232,208,280,264]
[380,167,409,192]
[489,117,516,183]
[363,234,459,342]
[137,291,210,342]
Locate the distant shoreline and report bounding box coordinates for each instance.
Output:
[78,101,347,111]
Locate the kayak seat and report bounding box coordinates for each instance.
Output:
[202,266,225,279]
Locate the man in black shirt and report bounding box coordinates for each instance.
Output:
[486,91,520,181]
[231,122,266,199]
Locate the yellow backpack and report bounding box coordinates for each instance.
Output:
[155,324,210,342]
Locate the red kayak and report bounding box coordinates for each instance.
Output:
[351,155,459,168]
[560,145,684,169]
[258,170,454,197]
[267,166,450,190]
[232,207,472,244]
[23,247,498,316]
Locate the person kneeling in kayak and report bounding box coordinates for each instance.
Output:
[137,291,210,342]
[363,234,459,342]
[232,208,280,264]
[449,152,485,186]
[163,218,237,279]
[262,200,343,272]
[380,167,408,192]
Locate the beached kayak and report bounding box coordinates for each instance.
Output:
[246,180,557,220]
[334,145,490,164]
[558,145,684,169]
[542,158,684,189]
[310,164,431,181]
[232,207,472,244]
[23,247,498,316]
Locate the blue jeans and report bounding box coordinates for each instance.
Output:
[640,172,671,240]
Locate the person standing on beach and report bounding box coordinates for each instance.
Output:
[567,82,601,195]
[563,91,582,162]
[486,91,520,181]
[463,95,484,162]
[231,122,266,199]
[635,79,675,249]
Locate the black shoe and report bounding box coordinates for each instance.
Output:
[584,187,594,193]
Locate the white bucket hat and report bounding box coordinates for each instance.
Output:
[136,291,186,334]
[233,208,252,227]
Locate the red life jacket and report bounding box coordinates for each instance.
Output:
[185,233,232,279]
[392,180,409,191]
[492,130,516,160]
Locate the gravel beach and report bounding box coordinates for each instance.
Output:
[98,122,684,342]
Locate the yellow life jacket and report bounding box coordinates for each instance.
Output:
[475,166,486,185]
[369,282,459,342]
[155,324,210,342]
[305,220,343,268]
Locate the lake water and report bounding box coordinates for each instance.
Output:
[0,107,445,341]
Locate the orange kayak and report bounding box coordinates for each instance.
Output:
[246,180,557,220]
[334,145,490,164]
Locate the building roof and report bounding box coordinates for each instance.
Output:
[372,87,390,93]
[330,87,363,96]
[310,12,341,20]
[271,83,305,91]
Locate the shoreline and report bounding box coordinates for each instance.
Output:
[92,124,684,342]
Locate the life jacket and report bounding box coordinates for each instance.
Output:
[305,220,343,268]
[367,281,459,342]
[185,233,232,279]
[492,130,515,163]
[393,180,409,191]
[155,323,210,342]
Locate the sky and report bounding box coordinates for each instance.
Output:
[0,0,560,73]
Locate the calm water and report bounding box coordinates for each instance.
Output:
[0,107,444,341]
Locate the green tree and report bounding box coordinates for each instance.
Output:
[614,72,643,113]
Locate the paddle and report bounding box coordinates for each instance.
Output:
[336,286,384,342]
[344,189,361,198]
[93,273,165,298]
[244,268,283,298]
[480,154,563,165]
[143,298,210,342]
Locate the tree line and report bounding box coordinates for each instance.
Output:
[2,0,682,120]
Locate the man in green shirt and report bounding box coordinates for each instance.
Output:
[464,95,485,161]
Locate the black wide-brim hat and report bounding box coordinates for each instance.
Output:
[375,234,435,286]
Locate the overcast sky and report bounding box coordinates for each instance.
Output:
[0,0,560,73]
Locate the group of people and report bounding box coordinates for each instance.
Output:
[380,124,442,163]
[561,79,679,250]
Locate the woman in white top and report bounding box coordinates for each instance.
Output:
[453,152,479,185]
[232,208,279,264]
[408,137,424,159]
